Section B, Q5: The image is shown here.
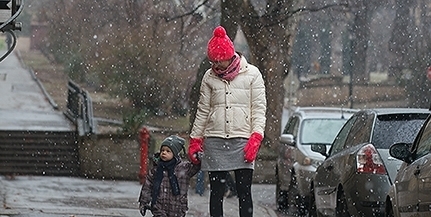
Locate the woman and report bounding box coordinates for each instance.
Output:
[188,26,266,217]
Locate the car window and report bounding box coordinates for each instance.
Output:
[412,117,431,159]
[300,119,347,145]
[329,115,358,156]
[344,112,373,149]
[372,113,428,149]
[283,116,299,137]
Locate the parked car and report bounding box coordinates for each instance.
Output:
[386,112,431,217]
[275,107,358,214]
[309,108,430,217]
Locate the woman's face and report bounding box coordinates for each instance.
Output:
[160,146,174,161]
[210,59,231,70]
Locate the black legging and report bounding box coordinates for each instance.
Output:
[208,169,253,217]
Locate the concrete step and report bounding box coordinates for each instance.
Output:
[0,130,79,176]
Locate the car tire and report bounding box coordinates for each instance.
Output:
[308,185,318,217]
[290,173,308,215]
[336,188,350,217]
[288,170,307,215]
[297,195,309,216]
[275,166,288,212]
[385,200,394,217]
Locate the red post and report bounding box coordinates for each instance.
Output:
[139,127,150,184]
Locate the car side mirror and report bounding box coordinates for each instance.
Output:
[311,144,328,157]
[280,134,295,146]
[389,143,413,164]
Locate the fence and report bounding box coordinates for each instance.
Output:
[65,80,96,135]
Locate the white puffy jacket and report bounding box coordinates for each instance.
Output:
[190,55,266,139]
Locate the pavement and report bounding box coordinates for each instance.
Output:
[0,50,73,131]
[0,175,279,217]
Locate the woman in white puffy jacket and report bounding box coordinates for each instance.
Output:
[188,26,266,217]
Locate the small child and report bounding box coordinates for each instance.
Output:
[138,135,201,217]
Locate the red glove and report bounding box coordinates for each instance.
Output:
[188,137,203,164]
[244,132,263,163]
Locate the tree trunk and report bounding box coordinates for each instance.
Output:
[237,0,295,154]
[388,0,415,81]
[350,1,371,84]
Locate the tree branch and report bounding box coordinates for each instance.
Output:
[164,0,210,22]
[263,2,349,27]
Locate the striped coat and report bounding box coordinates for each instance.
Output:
[139,156,201,217]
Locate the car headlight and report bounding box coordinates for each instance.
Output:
[302,157,311,166]
[301,157,323,168]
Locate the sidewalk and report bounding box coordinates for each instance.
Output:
[0,51,73,131]
[0,175,278,217]
[187,184,278,217]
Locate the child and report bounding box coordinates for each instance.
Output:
[138,135,201,217]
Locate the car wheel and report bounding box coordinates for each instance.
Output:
[288,170,304,214]
[297,195,309,216]
[335,188,350,217]
[291,174,308,215]
[275,166,288,212]
[308,185,318,217]
[385,200,394,217]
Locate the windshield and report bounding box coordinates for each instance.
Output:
[372,113,428,149]
[300,119,347,145]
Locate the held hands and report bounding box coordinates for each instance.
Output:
[244,132,263,163]
[188,137,204,164]
[139,203,151,216]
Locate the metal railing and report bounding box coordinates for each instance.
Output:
[65,80,96,135]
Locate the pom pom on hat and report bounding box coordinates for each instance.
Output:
[161,135,185,157]
[207,26,235,61]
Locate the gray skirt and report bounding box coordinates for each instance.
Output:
[201,137,254,171]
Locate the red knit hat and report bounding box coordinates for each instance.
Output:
[207,26,235,61]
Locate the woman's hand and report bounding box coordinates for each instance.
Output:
[244,132,263,162]
[188,137,204,164]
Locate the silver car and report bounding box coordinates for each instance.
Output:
[386,112,431,217]
[309,108,430,217]
[276,107,358,214]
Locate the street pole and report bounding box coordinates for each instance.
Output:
[348,29,354,109]
[349,66,353,109]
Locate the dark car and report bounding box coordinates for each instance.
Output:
[386,112,431,217]
[308,108,430,217]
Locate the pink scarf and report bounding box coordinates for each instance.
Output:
[212,53,241,81]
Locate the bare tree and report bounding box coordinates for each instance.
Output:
[388,0,415,81]
[39,0,218,117]
[189,0,300,154]
[189,1,356,153]
[389,0,431,107]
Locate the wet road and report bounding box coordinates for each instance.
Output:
[0,176,296,217]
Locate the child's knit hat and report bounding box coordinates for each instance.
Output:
[161,135,185,156]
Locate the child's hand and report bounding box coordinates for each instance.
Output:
[139,203,151,216]
[139,205,146,216]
